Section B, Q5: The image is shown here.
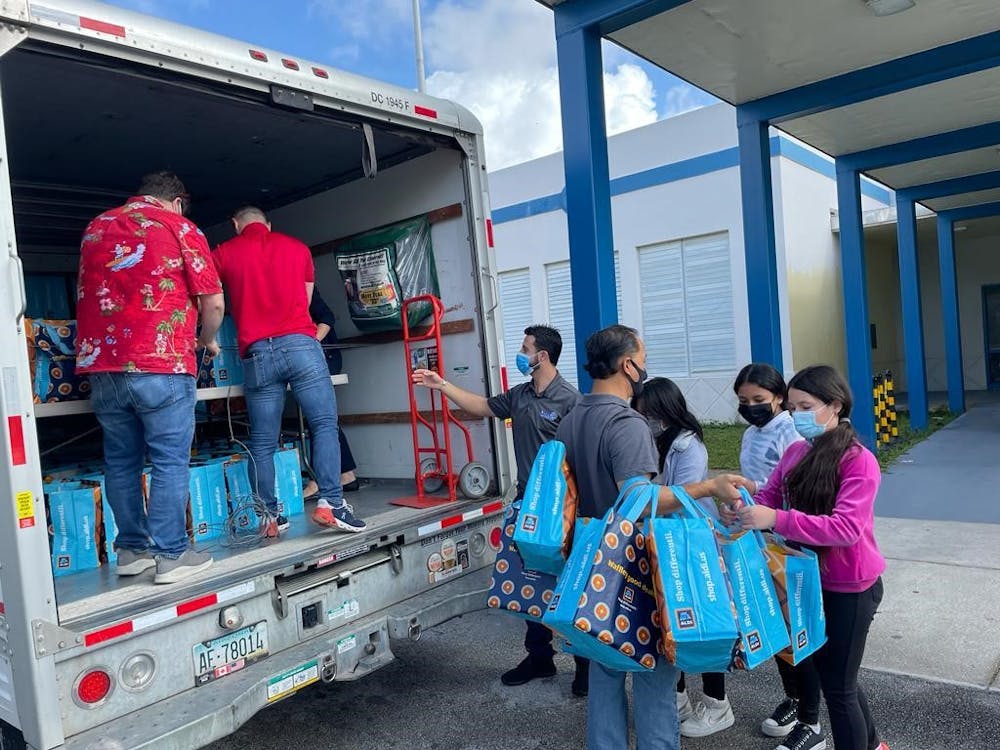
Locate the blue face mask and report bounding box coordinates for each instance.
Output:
[515,352,538,376]
[792,410,830,440]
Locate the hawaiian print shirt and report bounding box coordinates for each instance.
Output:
[76,196,222,376]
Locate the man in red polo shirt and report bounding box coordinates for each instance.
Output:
[77,171,225,584]
[213,206,366,537]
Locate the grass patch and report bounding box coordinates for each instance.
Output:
[702,408,958,473]
[703,422,744,471]
[876,407,957,469]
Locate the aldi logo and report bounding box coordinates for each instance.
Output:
[520,515,538,533]
[747,630,763,652]
[622,587,634,604]
[797,630,808,649]
[676,608,696,630]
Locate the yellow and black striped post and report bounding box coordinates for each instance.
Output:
[885,370,899,441]
[872,370,899,448]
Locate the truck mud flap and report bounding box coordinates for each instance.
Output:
[386,567,491,642]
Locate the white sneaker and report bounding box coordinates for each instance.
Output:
[680,694,735,738]
[676,689,694,723]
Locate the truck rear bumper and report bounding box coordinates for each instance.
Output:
[63,569,491,750]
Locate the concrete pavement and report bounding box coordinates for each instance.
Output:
[206,403,1000,749]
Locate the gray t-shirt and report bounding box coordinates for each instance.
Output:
[554,393,659,518]
[487,373,581,498]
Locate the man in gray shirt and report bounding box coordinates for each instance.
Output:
[554,325,750,750]
[411,325,586,695]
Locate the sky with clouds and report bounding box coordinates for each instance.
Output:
[101,0,716,170]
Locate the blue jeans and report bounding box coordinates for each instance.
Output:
[90,372,196,558]
[242,334,342,513]
[587,660,679,750]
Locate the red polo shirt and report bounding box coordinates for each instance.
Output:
[212,223,316,355]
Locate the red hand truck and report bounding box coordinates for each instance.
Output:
[393,294,490,508]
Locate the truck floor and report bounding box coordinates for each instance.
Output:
[53,480,502,630]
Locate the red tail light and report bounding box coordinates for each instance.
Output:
[489,526,502,550]
[76,669,113,706]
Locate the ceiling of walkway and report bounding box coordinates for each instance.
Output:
[540,0,1000,213]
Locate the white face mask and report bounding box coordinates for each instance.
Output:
[646,418,666,438]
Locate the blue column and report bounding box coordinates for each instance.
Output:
[555,23,618,391]
[895,196,928,430]
[736,112,783,368]
[835,163,876,448]
[937,215,965,414]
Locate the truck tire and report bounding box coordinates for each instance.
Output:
[0,721,26,750]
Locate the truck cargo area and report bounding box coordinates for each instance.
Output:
[3,42,506,625]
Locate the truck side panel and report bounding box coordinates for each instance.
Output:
[0,62,66,750]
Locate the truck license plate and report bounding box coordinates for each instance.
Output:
[193,621,268,686]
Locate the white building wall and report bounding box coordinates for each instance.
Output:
[490,104,891,422]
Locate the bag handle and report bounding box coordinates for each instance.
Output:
[615,477,658,522]
[736,487,772,549]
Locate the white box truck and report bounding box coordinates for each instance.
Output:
[0,2,514,747]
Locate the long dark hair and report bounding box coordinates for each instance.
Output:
[733,362,787,407]
[632,377,703,470]
[784,365,859,516]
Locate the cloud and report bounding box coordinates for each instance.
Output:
[308,0,411,42]
[424,1,663,170]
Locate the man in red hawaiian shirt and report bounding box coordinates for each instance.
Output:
[77,171,225,585]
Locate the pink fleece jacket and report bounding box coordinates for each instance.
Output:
[755,440,886,593]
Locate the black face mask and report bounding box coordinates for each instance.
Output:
[739,402,775,428]
[626,360,648,399]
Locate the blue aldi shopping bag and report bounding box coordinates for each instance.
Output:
[544,478,661,672]
[715,492,790,670]
[487,503,559,621]
[512,441,578,575]
[646,487,740,673]
[762,529,826,665]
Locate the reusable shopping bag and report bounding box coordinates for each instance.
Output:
[512,440,578,575]
[44,480,102,576]
[646,486,740,673]
[761,526,826,665]
[487,503,559,622]
[715,490,791,669]
[543,478,661,672]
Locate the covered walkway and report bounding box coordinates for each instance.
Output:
[538,0,1000,448]
[876,401,1000,523]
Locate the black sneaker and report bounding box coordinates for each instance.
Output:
[776,723,827,750]
[762,697,799,738]
[501,656,557,686]
[571,657,589,697]
[276,514,290,531]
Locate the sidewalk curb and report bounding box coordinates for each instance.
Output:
[864,664,1000,693]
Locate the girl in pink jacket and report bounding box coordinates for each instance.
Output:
[739,365,888,750]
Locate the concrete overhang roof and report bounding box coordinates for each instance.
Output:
[538,0,1000,215]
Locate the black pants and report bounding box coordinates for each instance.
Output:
[338,428,356,474]
[813,579,884,750]
[676,672,726,701]
[524,621,588,674]
[525,620,555,661]
[776,656,822,725]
